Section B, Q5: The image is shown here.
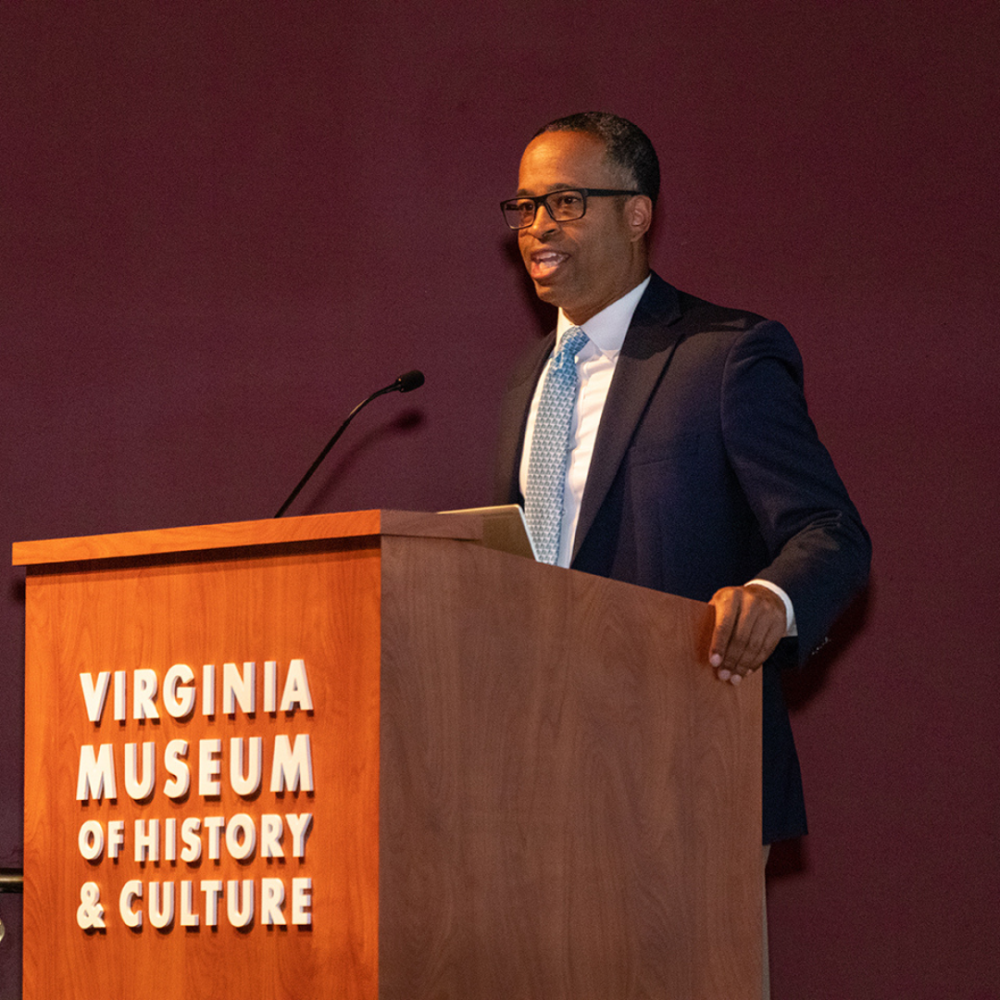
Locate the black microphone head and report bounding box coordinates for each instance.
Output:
[395,369,425,393]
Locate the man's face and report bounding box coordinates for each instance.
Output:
[516,130,650,325]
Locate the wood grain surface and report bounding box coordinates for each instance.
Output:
[23,536,383,1000]
[21,514,760,999]
[12,509,480,567]
[378,535,761,1000]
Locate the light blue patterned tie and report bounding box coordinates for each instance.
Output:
[525,326,589,564]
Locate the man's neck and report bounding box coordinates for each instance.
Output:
[557,273,652,352]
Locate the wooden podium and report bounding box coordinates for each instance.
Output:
[14,509,761,999]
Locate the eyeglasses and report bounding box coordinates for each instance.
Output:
[500,188,641,230]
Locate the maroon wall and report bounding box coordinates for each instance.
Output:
[2,3,997,997]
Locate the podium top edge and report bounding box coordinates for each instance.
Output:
[12,510,481,568]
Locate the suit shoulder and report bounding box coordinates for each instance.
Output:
[675,289,768,333]
[671,290,799,359]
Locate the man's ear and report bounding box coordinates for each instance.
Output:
[626,194,654,241]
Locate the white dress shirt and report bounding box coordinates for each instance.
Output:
[520,276,649,569]
[519,274,796,634]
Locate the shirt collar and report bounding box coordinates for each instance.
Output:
[555,274,651,355]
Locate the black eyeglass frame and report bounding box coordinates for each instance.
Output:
[500,188,642,230]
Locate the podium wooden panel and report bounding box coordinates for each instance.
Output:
[15,509,761,999]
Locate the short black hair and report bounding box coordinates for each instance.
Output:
[533,112,660,206]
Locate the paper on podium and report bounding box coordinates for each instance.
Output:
[438,504,538,561]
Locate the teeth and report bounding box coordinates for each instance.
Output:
[528,250,567,279]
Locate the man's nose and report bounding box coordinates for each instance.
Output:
[525,200,558,237]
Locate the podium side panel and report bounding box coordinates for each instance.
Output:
[378,538,761,1000]
[23,542,382,1000]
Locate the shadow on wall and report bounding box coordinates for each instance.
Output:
[771,581,874,880]
[783,581,874,712]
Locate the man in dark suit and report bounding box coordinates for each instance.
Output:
[495,113,870,847]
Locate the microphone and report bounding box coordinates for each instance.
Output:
[274,370,425,518]
[393,369,425,393]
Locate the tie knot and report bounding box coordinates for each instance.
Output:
[555,326,588,366]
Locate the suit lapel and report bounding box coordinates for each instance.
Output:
[572,275,685,561]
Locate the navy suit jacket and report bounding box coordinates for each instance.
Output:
[494,273,871,842]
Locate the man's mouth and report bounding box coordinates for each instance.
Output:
[528,249,569,281]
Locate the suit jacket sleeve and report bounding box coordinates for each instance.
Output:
[718,321,870,665]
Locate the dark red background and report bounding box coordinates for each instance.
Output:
[2,3,997,997]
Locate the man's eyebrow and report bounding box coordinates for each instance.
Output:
[514,185,575,197]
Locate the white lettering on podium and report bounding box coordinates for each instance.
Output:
[181,818,202,863]
[148,881,173,929]
[78,660,312,721]
[179,880,199,927]
[133,669,159,720]
[76,744,117,801]
[286,812,313,859]
[261,878,285,926]
[204,816,226,861]
[225,814,256,861]
[202,880,223,927]
[199,739,222,796]
[202,663,216,717]
[291,878,312,926]
[223,661,256,716]
[80,672,111,722]
[164,818,177,862]
[108,820,125,859]
[279,659,313,712]
[74,657,317,934]
[270,734,313,793]
[78,821,104,860]
[261,814,283,857]
[111,877,311,931]
[76,736,314,802]
[230,737,263,796]
[113,670,126,722]
[124,742,156,800]
[227,879,254,928]
[163,739,190,799]
[163,664,196,719]
[120,881,143,928]
[72,812,313,864]
[134,819,160,863]
[263,660,277,713]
